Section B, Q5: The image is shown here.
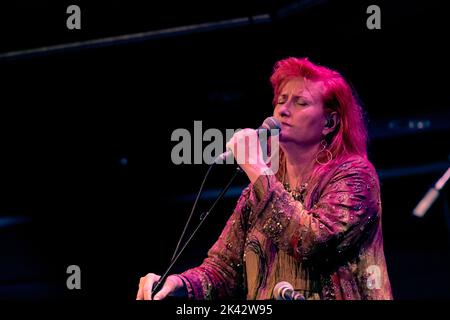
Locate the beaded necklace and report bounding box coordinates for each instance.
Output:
[283,181,308,202]
[282,168,310,203]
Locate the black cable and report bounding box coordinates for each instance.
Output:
[170,162,216,263]
[152,166,242,296]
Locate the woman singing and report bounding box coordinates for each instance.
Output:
[137,57,393,300]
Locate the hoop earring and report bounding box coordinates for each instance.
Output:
[315,139,333,165]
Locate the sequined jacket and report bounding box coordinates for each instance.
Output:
[179,155,393,300]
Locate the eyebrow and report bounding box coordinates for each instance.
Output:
[278,93,311,100]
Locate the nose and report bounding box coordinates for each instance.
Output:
[276,101,291,118]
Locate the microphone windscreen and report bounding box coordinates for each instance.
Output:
[260,117,281,133]
[273,281,293,300]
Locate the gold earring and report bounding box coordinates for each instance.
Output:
[315,139,332,165]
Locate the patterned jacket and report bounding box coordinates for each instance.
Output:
[179,155,393,300]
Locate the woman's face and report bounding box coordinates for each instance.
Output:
[273,77,327,148]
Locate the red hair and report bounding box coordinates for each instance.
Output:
[270,57,368,164]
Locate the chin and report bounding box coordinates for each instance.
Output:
[279,135,297,144]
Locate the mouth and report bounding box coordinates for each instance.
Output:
[281,122,292,127]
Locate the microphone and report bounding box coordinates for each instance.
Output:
[214,116,281,164]
[273,281,305,300]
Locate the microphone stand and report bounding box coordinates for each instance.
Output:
[413,166,450,217]
[152,165,242,296]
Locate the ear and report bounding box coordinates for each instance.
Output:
[322,111,340,136]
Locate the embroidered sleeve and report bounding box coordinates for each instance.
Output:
[249,157,381,262]
[178,187,252,300]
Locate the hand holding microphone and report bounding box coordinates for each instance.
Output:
[215,116,281,164]
[219,116,281,184]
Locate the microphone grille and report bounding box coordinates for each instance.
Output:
[261,116,281,131]
[273,281,293,300]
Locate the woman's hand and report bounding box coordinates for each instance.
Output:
[136,273,186,300]
[226,128,270,184]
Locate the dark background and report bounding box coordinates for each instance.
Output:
[0,0,449,300]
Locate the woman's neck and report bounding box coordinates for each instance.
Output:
[282,142,319,187]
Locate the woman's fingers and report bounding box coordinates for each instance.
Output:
[226,129,261,164]
[153,281,172,300]
[154,275,183,300]
[136,277,145,300]
[136,273,161,300]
